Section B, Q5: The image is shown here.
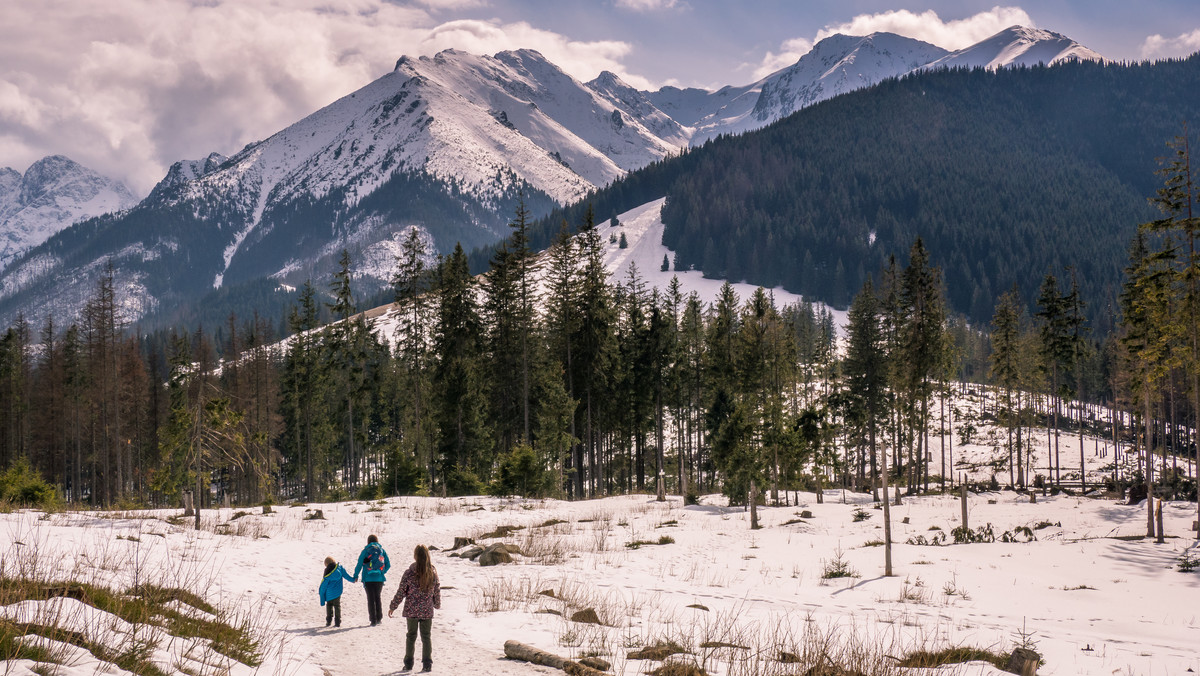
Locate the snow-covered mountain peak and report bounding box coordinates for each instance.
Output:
[0,155,138,269]
[922,25,1105,71]
[152,152,229,196]
[750,32,948,125]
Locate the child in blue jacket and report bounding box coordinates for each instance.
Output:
[319,556,354,627]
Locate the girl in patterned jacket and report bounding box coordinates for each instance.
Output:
[388,544,441,672]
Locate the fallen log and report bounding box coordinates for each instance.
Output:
[504,640,608,675]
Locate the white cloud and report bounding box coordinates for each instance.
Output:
[751,37,813,80]
[421,19,643,85]
[814,6,1033,50]
[748,6,1032,81]
[0,0,644,195]
[615,0,678,11]
[415,0,489,9]
[1140,29,1200,60]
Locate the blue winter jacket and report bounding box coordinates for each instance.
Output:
[353,542,391,583]
[319,563,354,606]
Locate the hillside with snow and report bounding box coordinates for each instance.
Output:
[2,378,1197,676]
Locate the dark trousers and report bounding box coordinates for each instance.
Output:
[364,581,384,624]
[325,597,341,624]
[406,618,432,665]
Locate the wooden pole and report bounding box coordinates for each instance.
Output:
[960,484,968,532]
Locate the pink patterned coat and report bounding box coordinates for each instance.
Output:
[389,563,441,619]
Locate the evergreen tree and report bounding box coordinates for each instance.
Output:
[1120,231,1176,536]
[432,244,491,494]
[392,226,434,495]
[1141,129,1200,538]
[543,223,581,496]
[899,239,946,492]
[280,282,332,500]
[990,287,1023,487]
[571,207,615,497]
[844,278,891,573]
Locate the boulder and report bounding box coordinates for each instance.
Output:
[478,543,514,566]
[570,608,602,625]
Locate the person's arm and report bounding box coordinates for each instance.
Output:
[340,565,354,582]
[382,550,391,575]
[351,550,364,582]
[432,575,441,610]
[387,572,409,617]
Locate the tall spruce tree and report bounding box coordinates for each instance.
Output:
[844,278,891,573]
[1141,129,1200,538]
[571,207,615,497]
[543,223,581,496]
[433,244,491,494]
[990,287,1023,487]
[899,239,946,492]
[1120,231,1176,536]
[392,227,433,495]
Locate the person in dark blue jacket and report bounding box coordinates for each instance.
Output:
[352,534,391,626]
[319,556,354,627]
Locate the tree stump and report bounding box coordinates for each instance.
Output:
[1007,647,1040,675]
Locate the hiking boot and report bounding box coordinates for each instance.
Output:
[403,658,413,671]
[325,618,331,627]
[421,660,432,672]
[334,620,340,627]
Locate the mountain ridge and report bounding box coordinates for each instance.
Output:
[0,25,1108,330]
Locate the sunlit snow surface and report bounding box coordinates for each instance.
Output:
[0,440,1196,676]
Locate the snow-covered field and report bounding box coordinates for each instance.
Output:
[1,480,1197,676]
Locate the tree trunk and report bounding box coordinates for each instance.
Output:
[503,641,607,676]
[881,437,893,576]
[1145,392,1155,538]
[749,479,759,530]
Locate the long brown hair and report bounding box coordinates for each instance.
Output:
[414,544,436,591]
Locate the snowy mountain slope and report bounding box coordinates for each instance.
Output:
[749,33,949,128]
[0,25,1109,329]
[586,71,691,148]
[370,197,845,349]
[643,26,1102,143]
[646,80,764,141]
[0,46,693,326]
[642,33,947,142]
[600,198,847,326]
[0,156,138,269]
[149,152,228,197]
[922,26,1105,71]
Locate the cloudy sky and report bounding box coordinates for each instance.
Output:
[3,0,1199,196]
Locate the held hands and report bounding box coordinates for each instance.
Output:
[388,610,394,618]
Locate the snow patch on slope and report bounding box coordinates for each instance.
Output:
[602,198,847,327]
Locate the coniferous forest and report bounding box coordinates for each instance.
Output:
[3,138,1199,520]
[1,64,1200,520]
[525,56,1200,326]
